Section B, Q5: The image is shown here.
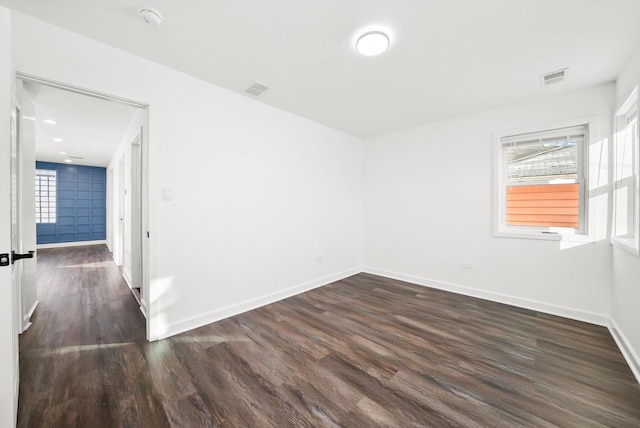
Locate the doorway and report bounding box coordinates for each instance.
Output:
[16,72,151,339]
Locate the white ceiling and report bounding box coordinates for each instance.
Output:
[3,0,640,138]
[21,81,138,167]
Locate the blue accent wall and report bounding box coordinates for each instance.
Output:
[36,162,107,244]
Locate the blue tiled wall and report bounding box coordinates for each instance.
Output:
[36,161,106,245]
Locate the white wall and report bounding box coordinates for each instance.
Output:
[612,41,640,379]
[10,10,363,340]
[364,84,615,324]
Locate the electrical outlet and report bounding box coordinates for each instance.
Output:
[461,262,473,269]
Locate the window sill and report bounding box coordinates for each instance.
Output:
[611,236,640,256]
[494,231,562,241]
[494,229,593,242]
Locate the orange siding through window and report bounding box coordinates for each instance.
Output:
[506,183,579,228]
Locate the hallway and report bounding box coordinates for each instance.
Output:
[17,245,167,426]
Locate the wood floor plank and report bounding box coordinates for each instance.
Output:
[17,245,640,427]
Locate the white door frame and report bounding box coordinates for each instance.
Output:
[118,152,125,267]
[130,131,143,290]
[15,72,152,341]
[107,167,113,251]
[12,105,24,334]
[16,81,38,334]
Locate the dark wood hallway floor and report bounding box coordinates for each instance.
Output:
[18,245,640,427]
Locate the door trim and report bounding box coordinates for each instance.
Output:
[16,72,147,109]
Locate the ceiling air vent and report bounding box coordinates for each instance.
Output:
[245,81,270,96]
[540,68,568,86]
[68,156,84,160]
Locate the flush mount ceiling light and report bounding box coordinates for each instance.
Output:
[64,159,73,163]
[139,7,164,27]
[43,119,57,125]
[356,31,390,57]
[52,137,63,142]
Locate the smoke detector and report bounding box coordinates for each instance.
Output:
[139,7,164,27]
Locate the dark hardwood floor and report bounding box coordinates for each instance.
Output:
[18,245,640,427]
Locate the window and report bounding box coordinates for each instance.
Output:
[495,121,590,240]
[612,88,639,255]
[35,169,56,224]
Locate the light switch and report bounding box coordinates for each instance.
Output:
[162,187,173,201]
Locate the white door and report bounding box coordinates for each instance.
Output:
[0,7,20,423]
[11,105,28,339]
[4,107,21,428]
[12,102,37,335]
[11,107,32,335]
[17,96,38,333]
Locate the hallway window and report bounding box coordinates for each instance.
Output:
[36,169,56,224]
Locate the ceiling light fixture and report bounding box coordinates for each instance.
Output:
[43,119,57,125]
[53,137,63,142]
[64,159,73,163]
[139,7,164,27]
[22,116,36,121]
[58,151,67,155]
[356,31,390,57]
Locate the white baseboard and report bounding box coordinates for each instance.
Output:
[113,255,122,266]
[123,272,145,318]
[154,267,362,340]
[123,269,133,289]
[362,267,609,327]
[13,377,18,428]
[139,301,147,319]
[609,318,640,384]
[21,300,39,333]
[37,240,106,249]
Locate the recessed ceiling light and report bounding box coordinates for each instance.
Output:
[58,151,67,155]
[43,119,57,125]
[356,31,390,57]
[53,137,63,142]
[64,159,73,163]
[22,116,36,121]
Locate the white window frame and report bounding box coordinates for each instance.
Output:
[35,168,57,224]
[493,117,595,241]
[611,87,639,255]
